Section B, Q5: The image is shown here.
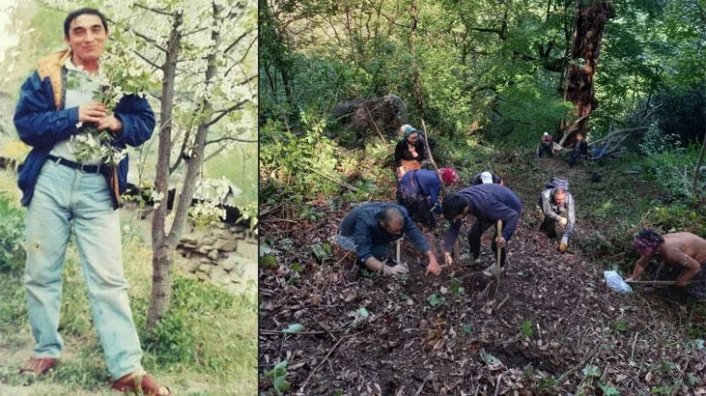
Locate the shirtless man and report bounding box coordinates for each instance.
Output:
[627,229,706,287]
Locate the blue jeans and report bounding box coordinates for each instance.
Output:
[336,233,388,266]
[24,160,142,379]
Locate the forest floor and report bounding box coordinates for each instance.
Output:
[259,155,706,395]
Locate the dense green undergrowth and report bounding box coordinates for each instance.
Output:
[0,188,257,394]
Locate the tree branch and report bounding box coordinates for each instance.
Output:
[134,3,171,16]
[130,28,168,53]
[206,136,257,145]
[224,28,256,54]
[131,49,162,70]
[206,99,250,127]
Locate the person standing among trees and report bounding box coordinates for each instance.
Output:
[337,203,442,276]
[394,124,429,178]
[569,133,589,167]
[441,184,522,276]
[538,132,554,158]
[13,8,170,395]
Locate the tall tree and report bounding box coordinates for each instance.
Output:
[562,0,614,139]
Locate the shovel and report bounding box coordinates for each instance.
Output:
[604,270,693,294]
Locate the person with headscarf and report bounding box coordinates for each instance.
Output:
[470,170,503,186]
[397,167,460,229]
[627,229,706,287]
[394,124,428,178]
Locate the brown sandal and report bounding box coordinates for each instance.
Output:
[19,357,58,376]
[112,371,171,396]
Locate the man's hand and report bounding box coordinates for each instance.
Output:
[426,256,442,276]
[385,263,409,275]
[444,251,453,266]
[495,236,506,248]
[558,217,568,227]
[78,102,107,124]
[95,114,123,133]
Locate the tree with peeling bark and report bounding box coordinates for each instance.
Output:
[561,0,614,143]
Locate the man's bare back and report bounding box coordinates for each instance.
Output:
[630,231,706,287]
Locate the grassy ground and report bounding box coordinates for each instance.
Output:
[0,170,257,395]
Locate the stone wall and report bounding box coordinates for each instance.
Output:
[176,223,257,293]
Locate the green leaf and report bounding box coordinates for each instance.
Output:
[260,255,277,269]
[450,277,464,295]
[282,323,304,334]
[687,372,701,386]
[582,365,601,378]
[687,339,705,351]
[273,376,291,393]
[427,293,445,307]
[598,383,620,396]
[290,262,304,273]
[462,324,474,335]
[356,307,370,319]
[312,243,332,261]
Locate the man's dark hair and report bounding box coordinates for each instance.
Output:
[442,193,469,221]
[633,229,664,251]
[64,8,109,38]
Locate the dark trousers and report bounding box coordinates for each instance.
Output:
[538,145,553,158]
[569,151,586,166]
[468,220,507,267]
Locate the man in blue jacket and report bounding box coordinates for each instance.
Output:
[441,184,522,277]
[13,8,169,396]
[338,203,441,276]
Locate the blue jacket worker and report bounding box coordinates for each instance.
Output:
[13,8,169,396]
[442,184,523,277]
[338,203,441,276]
[397,167,459,229]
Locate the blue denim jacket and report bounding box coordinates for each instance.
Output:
[399,170,443,214]
[13,52,155,207]
[339,203,430,262]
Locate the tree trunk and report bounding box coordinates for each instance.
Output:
[167,1,223,252]
[562,1,613,139]
[148,10,183,330]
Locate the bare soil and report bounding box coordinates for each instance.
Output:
[259,158,706,395]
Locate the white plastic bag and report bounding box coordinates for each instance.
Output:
[604,270,633,294]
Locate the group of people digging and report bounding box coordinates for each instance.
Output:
[337,124,706,298]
